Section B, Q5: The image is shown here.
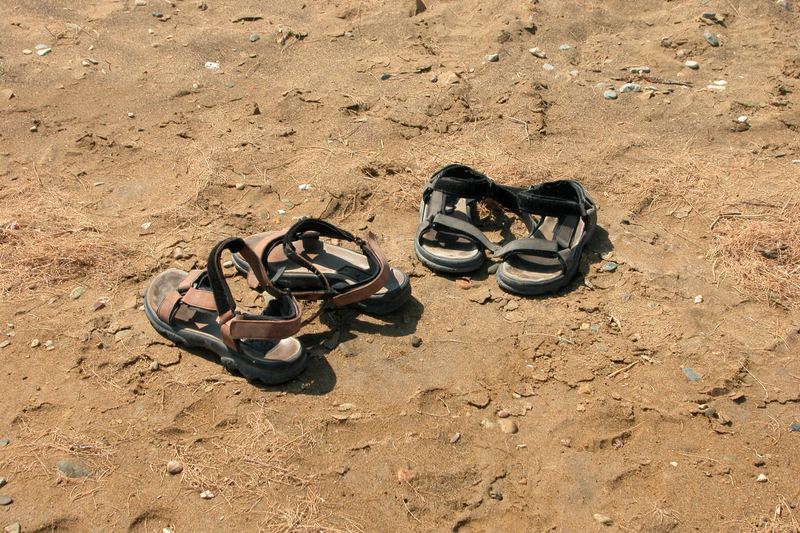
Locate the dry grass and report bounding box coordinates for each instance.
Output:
[710,202,800,308]
[0,181,133,295]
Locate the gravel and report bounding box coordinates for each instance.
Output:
[704,31,720,47]
[485,53,500,62]
[685,60,700,69]
[603,90,618,100]
[619,83,642,93]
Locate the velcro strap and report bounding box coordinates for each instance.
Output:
[427,164,492,199]
[329,232,390,306]
[494,237,559,259]
[514,181,588,217]
[156,290,183,324]
[179,287,217,312]
[429,213,499,252]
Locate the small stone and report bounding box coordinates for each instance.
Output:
[694,295,703,304]
[396,467,416,482]
[22,49,32,55]
[339,341,357,357]
[704,31,720,47]
[713,79,727,86]
[429,74,438,83]
[467,391,491,408]
[603,90,617,100]
[4,523,20,533]
[235,183,245,190]
[485,53,500,62]
[619,83,642,93]
[57,459,92,478]
[496,409,510,418]
[0,479,5,488]
[380,72,391,80]
[529,47,546,58]
[166,460,183,475]
[0,496,11,506]
[685,60,700,70]
[141,222,152,230]
[249,33,260,42]
[737,115,748,123]
[410,335,422,348]
[504,300,519,311]
[593,513,613,526]
[204,61,220,70]
[149,361,160,371]
[450,433,461,444]
[455,279,471,290]
[173,247,184,259]
[0,438,8,447]
[223,260,234,268]
[298,183,312,191]
[70,286,86,300]
[37,48,52,56]
[756,474,768,483]
[542,63,555,71]
[601,261,618,272]
[629,66,650,73]
[135,0,147,5]
[200,490,215,499]
[0,341,9,349]
[44,340,54,350]
[499,419,518,434]
[127,112,135,119]
[682,367,701,381]
[559,44,572,51]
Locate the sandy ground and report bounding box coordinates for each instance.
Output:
[1,0,800,531]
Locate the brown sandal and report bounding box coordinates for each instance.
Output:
[144,237,310,384]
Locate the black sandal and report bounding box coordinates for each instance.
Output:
[414,164,529,273]
[494,180,597,295]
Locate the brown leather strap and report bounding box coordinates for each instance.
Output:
[247,230,287,290]
[177,270,205,292]
[329,232,390,306]
[156,290,183,324]
[219,301,304,351]
[179,287,217,312]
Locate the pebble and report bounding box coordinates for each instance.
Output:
[529,47,546,58]
[204,61,220,70]
[504,300,519,311]
[685,60,700,70]
[498,419,518,434]
[37,48,52,56]
[22,49,32,54]
[682,367,701,381]
[593,513,613,526]
[455,279,471,290]
[713,79,727,86]
[789,422,800,432]
[542,63,555,71]
[629,66,650,73]
[0,478,5,488]
[249,33,260,42]
[619,83,642,93]
[57,459,93,478]
[559,44,572,51]
[44,340,54,351]
[704,31,720,47]
[707,84,726,92]
[737,115,748,123]
[379,72,391,80]
[450,433,461,444]
[339,341,357,357]
[4,523,20,533]
[756,474,768,483]
[234,183,245,190]
[694,295,703,304]
[485,53,500,62]
[429,74,438,83]
[70,286,86,300]
[496,409,510,418]
[149,361,160,371]
[603,90,617,100]
[0,438,8,447]
[0,496,11,506]
[298,183,312,191]
[173,247,184,259]
[410,335,422,348]
[127,112,135,119]
[0,340,9,349]
[200,490,215,499]
[134,0,147,5]
[601,261,618,272]
[166,460,183,475]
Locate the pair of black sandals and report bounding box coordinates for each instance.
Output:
[415,164,597,295]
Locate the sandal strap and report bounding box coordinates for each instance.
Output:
[423,164,493,200]
[419,212,500,252]
[494,237,574,273]
[508,180,593,218]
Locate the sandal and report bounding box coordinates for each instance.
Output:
[415,164,530,273]
[144,237,309,385]
[231,219,409,315]
[494,180,597,295]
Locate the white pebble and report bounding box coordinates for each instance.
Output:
[737,115,748,123]
[685,60,700,70]
[542,63,555,71]
[694,295,703,304]
[127,112,135,118]
[756,474,768,483]
[712,79,727,86]
[141,222,152,230]
[200,490,215,499]
[529,47,546,58]
[670,461,678,467]
[298,183,312,191]
[204,61,220,70]
[30,339,40,348]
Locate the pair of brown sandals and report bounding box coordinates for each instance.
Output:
[144,219,411,384]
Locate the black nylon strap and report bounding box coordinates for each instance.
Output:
[426,164,492,200]
[510,181,590,218]
[207,237,247,322]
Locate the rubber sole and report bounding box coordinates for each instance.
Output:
[143,292,308,385]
